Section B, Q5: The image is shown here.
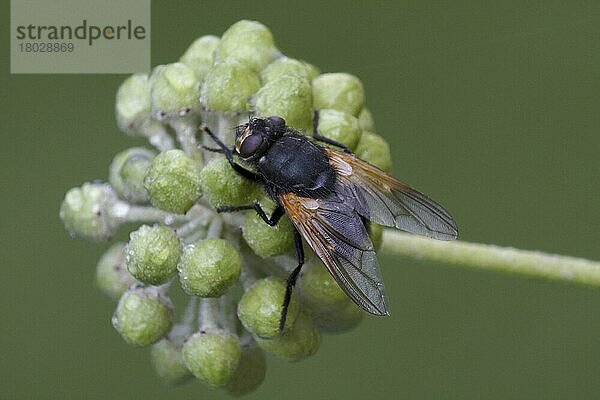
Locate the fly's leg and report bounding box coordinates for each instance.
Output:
[279,228,304,332]
[200,125,263,182]
[312,110,352,153]
[217,201,301,332]
[216,203,284,227]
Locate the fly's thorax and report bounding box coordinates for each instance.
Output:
[256,134,337,197]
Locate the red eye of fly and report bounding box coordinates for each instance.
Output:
[239,133,263,158]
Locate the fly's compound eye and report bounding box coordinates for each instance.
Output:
[267,116,286,130]
[238,133,264,158]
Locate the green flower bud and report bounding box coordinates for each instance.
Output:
[315,109,362,150]
[368,222,384,251]
[242,198,294,257]
[115,73,151,135]
[303,61,321,81]
[95,242,137,300]
[358,107,375,132]
[144,149,202,214]
[178,238,241,297]
[150,63,200,119]
[260,57,314,82]
[312,73,365,116]
[151,338,192,385]
[112,287,173,346]
[255,312,320,362]
[126,225,180,285]
[237,277,300,338]
[226,341,266,396]
[311,301,363,334]
[109,147,155,204]
[199,156,261,208]
[200,61,261,112]
[60,182,120,241]
[180,35,220,82]
[298,260,347,312]
[253,74,313,131]
[215,20,278,72]
[182,330,242,387]
[354,131,392,173]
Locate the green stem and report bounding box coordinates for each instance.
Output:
[206,215,224,239]
[111,201,187,226]
[169,116,203,163]
[199,297,220,331]
[381,229,600,287]
[219,292,238,333]
[141,119,175,151]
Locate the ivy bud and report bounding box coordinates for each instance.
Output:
[200,60,261,112]
[354,131,392,173]
[253,74,313,131]
[242,199,294,257]
[237,277,300,338]
[260,57,315,82]
[358,107,375,132]
[115,73,151,135]
[303,61,321,81]
[226,341,267,396]
[109,147,155,204]
[178,238,241,297]
[312,73,365,116]
[255,312,320,362]
[199,156,261,208]
[315,109,362,150]
[298,260,348,312]
[215,20,278,72]
[151,338,192,385]
[311,301,363,334]
[144,149,202,214]
[112,287,173,346]
[60,182,120,241]
[150,63,200,119]
[126,225,181,285]
[182,330,242,387]
[95,242,137,300]
[180,35,220,82]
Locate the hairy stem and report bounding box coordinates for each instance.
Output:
[169,116,203,162]
[381,229,600,287]
[142,119,175,152]
[110,201,187,226]
[199,297,220,331]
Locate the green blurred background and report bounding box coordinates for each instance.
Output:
[3,1,600,398]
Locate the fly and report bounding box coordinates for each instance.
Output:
[202,112,458,331]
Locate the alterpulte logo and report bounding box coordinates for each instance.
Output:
[15,19,147,46]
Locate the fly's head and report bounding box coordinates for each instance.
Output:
[235,116,287,161]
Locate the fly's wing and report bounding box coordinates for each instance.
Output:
[325,148,459,240]
[279,191,389,316]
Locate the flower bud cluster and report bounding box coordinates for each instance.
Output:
[60,20,393,396]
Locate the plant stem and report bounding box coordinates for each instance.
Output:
[206,215,223,239]
[170,116,203,162]
[142,119,175,152]
[111,201,186,226]
[219,292,238,333]
[199,297,220,331]
[381,229,600,287]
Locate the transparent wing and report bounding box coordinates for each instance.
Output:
[325,148,459,240]
[280,191,389,316]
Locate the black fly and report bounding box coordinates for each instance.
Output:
[202,113,458,331]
